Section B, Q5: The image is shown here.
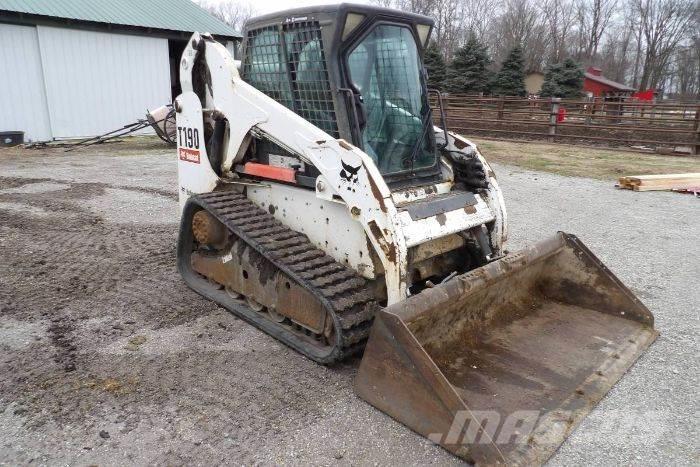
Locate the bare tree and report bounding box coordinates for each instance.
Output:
[631,0,697,90]
[669,40,700,98]
[630,6,645,87]
[371,0,397,6]
[597,11,636,82]
[457,0,497,42]
[572,0,618,63]
[490,0,549,71]
[367,0,699,97]
[197,0,257,33]
[541,0,577,63]
[432,0,463,59]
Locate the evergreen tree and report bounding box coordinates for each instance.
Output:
[540,58,584,98]
[423,41,447,90]
[445,35,492,94]
[491,46,526,97]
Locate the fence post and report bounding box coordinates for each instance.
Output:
[497,96,505,120]
[549,98,561,142]
[585,96,594,124]
[694,105,700,156]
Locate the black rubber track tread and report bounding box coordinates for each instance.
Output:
[277,250,326,263]
[185,191,378,363]
[288,256,336,272]
[312,271,364,288]
[298,264,347,280]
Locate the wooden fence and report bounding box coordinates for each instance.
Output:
[432,95,700,155]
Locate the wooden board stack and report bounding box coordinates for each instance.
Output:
[618,173,700,192]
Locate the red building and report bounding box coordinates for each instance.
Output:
[583,67,635,97]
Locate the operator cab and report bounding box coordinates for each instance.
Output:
[240,3,439,187]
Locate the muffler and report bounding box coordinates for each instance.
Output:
[355,232,657,465]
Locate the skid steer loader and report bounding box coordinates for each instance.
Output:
[174,4,657,464]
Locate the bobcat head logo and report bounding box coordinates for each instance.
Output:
[340,160,361,188]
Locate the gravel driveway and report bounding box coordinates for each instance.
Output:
[0,144,697,465]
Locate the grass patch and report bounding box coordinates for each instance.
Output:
[473,138,700,180]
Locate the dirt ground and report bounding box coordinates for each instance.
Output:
[1,139,698,465]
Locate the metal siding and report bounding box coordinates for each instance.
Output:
[36,26,171,138]
[0,0,240,37]
[0,23,52,141]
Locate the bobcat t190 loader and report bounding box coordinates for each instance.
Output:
[175,4,657,464]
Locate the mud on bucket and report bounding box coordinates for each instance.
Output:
[355,232,657,465]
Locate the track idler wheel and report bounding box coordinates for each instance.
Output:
[192,210,227,246]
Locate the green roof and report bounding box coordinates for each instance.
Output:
[0,0,240,38]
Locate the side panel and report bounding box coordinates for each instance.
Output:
[175,92,217,209]
[246,183,376,279]
[0,24,52,142]
[36,26,171,138]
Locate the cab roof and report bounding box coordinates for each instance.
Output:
[244,3,433,31]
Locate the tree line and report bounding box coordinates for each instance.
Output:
[373,0,699,100]
[424,38,586,97]
[198,0,699,99]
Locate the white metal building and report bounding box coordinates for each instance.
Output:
[0,0,240,142]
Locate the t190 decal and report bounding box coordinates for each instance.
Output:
[177,126,200,149]
[178,126,200,164]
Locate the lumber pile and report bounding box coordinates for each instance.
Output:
[618,173,700,192]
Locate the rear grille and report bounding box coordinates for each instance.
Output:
[242,22,339,138]
[242,26,295,110]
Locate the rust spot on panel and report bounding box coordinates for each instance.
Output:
[337,139,353,150]
[368,221,383,243]
[276,280,327,334]
[464,205,477,214]
[436,213,447,226]
[368,220,396,264]
[191,241,326,333]
[452,138,467,149]
[386,244,397,264]
[363,163,388,213]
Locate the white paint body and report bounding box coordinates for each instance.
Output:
[0,24,170,141]
[176,33,507,305]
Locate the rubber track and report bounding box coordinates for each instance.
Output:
[194,191,378,361]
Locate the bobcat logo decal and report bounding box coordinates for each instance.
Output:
[340,160,361,191]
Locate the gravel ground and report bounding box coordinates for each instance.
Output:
[0,143,697,465]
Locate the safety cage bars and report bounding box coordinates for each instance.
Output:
[242,22,340,138]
